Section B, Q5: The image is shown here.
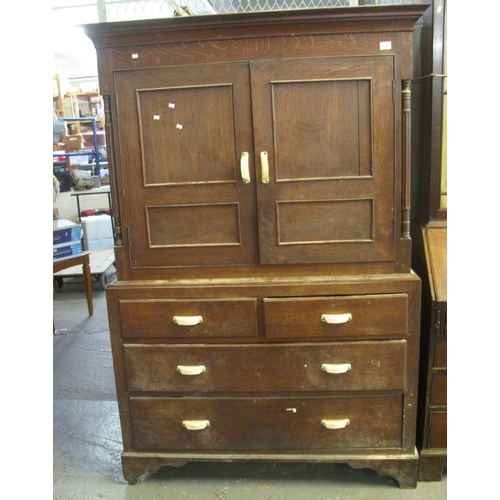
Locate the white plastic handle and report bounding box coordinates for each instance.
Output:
[241,152,250,184]
[177,365,206,376]
[260,151,269,184]
[173,315,203,326]
[182,420,210,431]
[321,313,352,324]
[321,363,351,374]
[321,418,350,430]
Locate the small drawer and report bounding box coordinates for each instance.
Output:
[129,395,404,451]
[434,339,447,368]
[264,294,408,339]
[430,372,447,406]
[124,341,406,393]
[119,298,258,339]
[428,411,447,449]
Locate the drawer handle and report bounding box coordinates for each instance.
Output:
[321,313,352,324]
[260,151,269,183]
[173,315,203,326]
[321,363,351,374]
[182,420,210,431]
[177,365,206,376]
[241,152,251,184]
[321,418,350,430]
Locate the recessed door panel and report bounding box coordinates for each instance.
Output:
[139,85,237,185]
[277,199,373,245]
[273,79,372,180]
[251,56,395,265]
[147,203,241,247]
[115,63,258,268]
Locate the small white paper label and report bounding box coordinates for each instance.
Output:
[176,124,183,130]
[380,41,392,51]
[131,53,139,59]
[153,115,160,120]
[168,103,175,109]
[437,5,442,13]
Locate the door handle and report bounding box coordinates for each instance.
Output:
[260,151,269,184]
[241,152,250,184]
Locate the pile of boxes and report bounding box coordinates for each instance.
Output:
[53,215,113,258]
[53,219,83,259]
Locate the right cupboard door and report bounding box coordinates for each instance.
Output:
[251,56,397,265]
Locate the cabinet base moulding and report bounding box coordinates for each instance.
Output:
[121,450,420,489]
[418,451,447,481]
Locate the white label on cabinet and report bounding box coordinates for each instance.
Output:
[380,41,392,51]
[131,53,139,59]
[169,103,176,109]
[153,115,160,120]
[176,124,183,130]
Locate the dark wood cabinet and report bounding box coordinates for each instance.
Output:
[84,4,428,488]
[411,0,447,481]
[413,226,447,480]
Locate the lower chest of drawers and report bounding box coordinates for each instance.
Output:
[106,275,421,485]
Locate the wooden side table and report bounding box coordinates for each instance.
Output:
[53,251,93,332]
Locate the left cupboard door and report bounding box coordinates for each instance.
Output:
[114,62,258,269]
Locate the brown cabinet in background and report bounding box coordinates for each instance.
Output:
[411,0,447,481]
[413,226,447,480]
[84,4,428,489]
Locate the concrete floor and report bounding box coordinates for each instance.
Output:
[53,268,447,499]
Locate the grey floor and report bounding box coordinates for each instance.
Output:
[53,268,447,500]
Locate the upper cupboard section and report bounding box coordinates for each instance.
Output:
[114,55,395,268]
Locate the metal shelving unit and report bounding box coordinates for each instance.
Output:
[53,117,103,176]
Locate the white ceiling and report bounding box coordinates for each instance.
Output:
[52,0,214,83]
[53,3,101,83]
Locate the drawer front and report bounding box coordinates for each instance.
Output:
[428,411,447,449]
[264,294,408,339]
[430,372,447,406]
[130,395,403,451]
[124,341,406,393]
[119,298,258,339]
[434,339,447,368]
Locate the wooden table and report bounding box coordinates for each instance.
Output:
[53,251,93,316]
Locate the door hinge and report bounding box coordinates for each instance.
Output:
[115,93,119,115]
[392,80,396,103]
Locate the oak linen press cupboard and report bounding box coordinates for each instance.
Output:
[83,4,427,488]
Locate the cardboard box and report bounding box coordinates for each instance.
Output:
[53,219,82,246]
[63,134,84,151]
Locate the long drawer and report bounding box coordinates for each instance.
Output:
[118,298,258,339]
[264,294,408,339]
[129,395,404,451]
[124,341,406,393]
